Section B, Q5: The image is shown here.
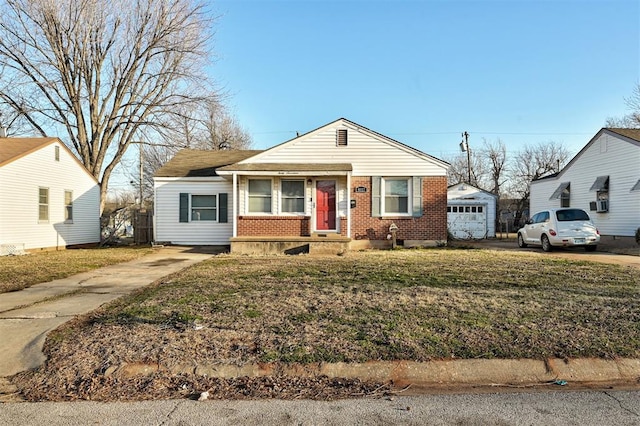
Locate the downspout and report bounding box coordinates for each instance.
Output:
[232,172,238,238]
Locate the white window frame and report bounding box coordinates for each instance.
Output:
[190,194,217,222]
[38,187,49,222]
[247,178,273,214]
[64,190,73,223]
[382,177,412,216]
[279,179,306,215]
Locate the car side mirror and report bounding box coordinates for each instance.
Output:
[525,219,533,225]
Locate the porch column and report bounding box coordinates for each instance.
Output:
[346,171,351,238]
[232,172,238,238]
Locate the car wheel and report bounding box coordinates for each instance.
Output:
[517,233,527,248]
[585,245,597,252]
[541,235,552,252]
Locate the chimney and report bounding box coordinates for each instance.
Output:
[0,126,7,138]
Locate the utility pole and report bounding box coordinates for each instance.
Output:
[139,142,144,208]
[459,131,471,183]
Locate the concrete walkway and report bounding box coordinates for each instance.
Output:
[0,246,215,378]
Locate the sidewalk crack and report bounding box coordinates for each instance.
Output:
[160,399,184,425]
[603,391,639,417]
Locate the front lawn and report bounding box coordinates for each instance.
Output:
[0,247,155,293]
[13,249,640,401]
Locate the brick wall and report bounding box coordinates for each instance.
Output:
[238,216,310,236]
[350,176,448,241]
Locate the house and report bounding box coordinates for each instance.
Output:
[447,183,498,239]
[154,118,450,253]
[530,128,640,244]
[0,137,101,253]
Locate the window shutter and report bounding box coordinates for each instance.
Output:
[219,193,228,223]
[412,177,423,217]
[372,176,381,217]
[179,193,189,222]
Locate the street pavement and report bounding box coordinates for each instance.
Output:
[1,390,639,425]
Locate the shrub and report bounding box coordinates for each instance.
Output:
[635,227,640,245]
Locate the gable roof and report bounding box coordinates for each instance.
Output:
[236,118,450,169]
[0,137,98,183]
[0,137,59,167]
[154,149,263,177]
[532,128,640,183]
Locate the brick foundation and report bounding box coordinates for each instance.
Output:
[238,216,311,237]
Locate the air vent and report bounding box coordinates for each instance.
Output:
[336,129,347,146]
[596,200,609,212]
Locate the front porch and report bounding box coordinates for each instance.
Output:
[230,234,351,255]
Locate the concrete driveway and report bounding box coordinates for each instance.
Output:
[452,238,640,269]
[0,246,216,380]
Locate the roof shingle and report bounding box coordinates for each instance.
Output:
[0,137,58,167]
[154,149,263,177]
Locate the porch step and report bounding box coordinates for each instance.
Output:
[230,236,351,255]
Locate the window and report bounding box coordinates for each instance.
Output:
[179,193,227,223]
[38,187,49,221]
[336,129,348,146]
[64,190,73,222]
[248,179,272,213]
[560,186,570,208]
[384,178,409,214]
[55,146,60,161]
[191,195,216,221]
[550,182,570,201]
[281,180,305,213]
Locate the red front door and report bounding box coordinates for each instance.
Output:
[315,180,336,231]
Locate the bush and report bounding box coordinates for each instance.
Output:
[636,227,640,245]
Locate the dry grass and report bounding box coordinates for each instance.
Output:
[14,248,640,401]
[0,247,154,293]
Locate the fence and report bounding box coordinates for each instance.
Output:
[134,209,153,245]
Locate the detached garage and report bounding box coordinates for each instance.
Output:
[447,184,497,239]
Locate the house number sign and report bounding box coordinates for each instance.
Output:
[354,186,367,193]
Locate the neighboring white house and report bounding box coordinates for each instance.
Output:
[530,128,640,240]
[154,118,450,253]
[0,137,100,253]
[447,183,497,239]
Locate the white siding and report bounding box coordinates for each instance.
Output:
[0,141,100,250]
[530,132,640,237]
[154,178,233,245]
[239,122,448,177]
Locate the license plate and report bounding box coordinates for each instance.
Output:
[574,238,585,244]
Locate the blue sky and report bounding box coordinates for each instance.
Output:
[210,0,639,159]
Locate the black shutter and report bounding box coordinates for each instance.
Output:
[179,193,189,222]
[219,193,228,223]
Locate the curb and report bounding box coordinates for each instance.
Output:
[116,358,640,387]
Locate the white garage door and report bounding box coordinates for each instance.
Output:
[447,204,487,239]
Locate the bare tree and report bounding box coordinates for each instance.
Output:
[447,138,506,195]
[128,100,253,203]
[482,139,507,196]
[0,0,217,212]
[507,141,571,213]
[605,84,640,128]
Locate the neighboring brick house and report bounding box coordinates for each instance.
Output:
[154,118,450,253]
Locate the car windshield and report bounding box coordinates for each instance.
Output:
[555,209,590,222]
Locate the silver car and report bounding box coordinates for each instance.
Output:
[517,208,600,252]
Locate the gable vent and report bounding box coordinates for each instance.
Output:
[336,129,348,146]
